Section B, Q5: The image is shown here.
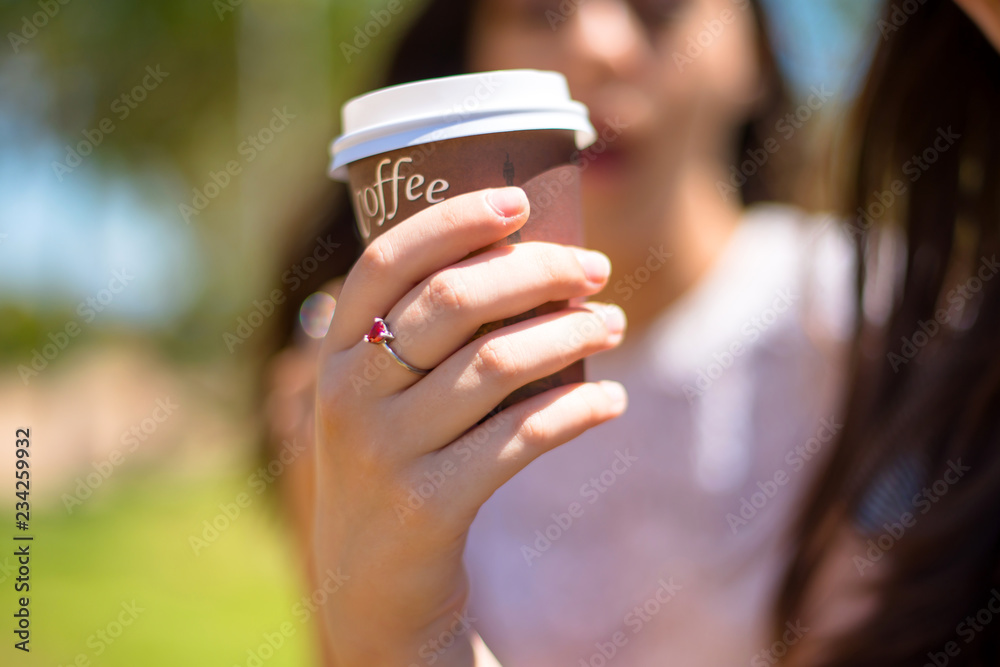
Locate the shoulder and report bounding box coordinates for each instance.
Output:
[739,203,857,344]
[640,204,856,383]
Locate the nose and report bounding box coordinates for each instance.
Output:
[563,0,648,92]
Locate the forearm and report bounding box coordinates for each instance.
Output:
[325,629,499,667]
[322,614,477,667]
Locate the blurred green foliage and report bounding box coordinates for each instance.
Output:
[3,470,316,666]
[0,0,426,361]
[2,0,238,177]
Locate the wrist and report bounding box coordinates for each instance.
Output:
[330,626,475,667]
[324,590,477,667]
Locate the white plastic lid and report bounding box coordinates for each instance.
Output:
[329,70,596,181]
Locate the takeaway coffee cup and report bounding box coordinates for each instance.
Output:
[330,70,597,418]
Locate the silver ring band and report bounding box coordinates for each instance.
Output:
[377,340,431,376]
[363,317,432,376]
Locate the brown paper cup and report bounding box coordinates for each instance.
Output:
[331,71,596,420]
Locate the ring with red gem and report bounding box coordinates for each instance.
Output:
[363,317,432,376]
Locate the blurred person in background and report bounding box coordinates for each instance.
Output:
[288,0,1000,664]
[265,0,853,665]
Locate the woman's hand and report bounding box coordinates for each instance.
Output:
[313,187,628,666]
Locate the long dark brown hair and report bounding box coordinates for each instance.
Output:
[775,1,1000,664]
[267,0,794,353]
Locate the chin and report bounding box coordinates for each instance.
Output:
[581,165,630,204]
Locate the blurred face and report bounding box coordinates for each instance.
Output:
[954,0,1000,51]
[468,0,765,254]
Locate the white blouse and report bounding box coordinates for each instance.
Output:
[464,204,856,667]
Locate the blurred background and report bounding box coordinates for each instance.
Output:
[0,0,878,664]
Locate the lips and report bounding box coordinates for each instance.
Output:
[580,120,633,176]
[586,144,629,172]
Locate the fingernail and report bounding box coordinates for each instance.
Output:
[601,304,626,336]
[600,381,628,412]
[573,248,612,284]
[487,187,528,219]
